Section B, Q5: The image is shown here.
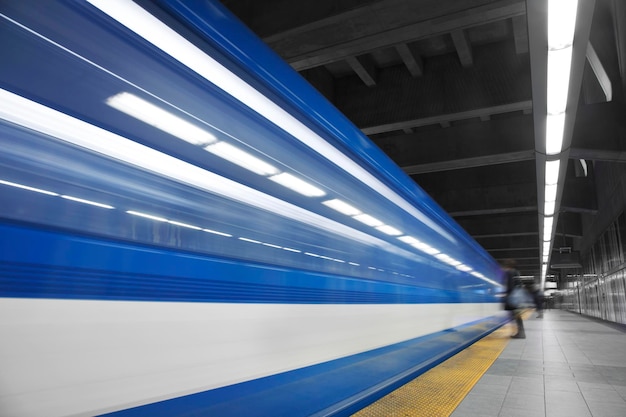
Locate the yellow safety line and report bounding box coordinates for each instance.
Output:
[352,324,514,417]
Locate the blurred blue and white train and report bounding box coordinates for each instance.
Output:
[0,1,507,416]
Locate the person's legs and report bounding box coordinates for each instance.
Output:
[512,310,525,338]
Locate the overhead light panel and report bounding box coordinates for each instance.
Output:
[322,199,362,216]
[545,160,560,184]
[543,227,552,242]
[543,241,551,254]
[204,142,279,176]
[544,216,554,231]
[545,200,556,216]
[545,184,558,202]
[106,92,217,146]
[398,236,420,245]
[546,113,565,155]
[548,0,578,49]
[268,172,326,197]
[547,47,573,115]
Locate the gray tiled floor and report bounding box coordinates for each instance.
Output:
[451,310,626,417]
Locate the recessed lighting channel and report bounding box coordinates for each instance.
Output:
[543,0,579,282]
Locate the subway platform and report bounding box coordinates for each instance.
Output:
[355,310,626,417]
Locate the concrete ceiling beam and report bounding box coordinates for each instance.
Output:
[457,213,538,237]
[346,55,377,86]
[261,0,526,70]
[451,29,473,67]
[511,15,529,54]
[361,101,532,135]
[394,43,423,77]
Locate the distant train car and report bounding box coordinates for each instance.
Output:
[0,1,506,416]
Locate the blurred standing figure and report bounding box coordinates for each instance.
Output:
[533,284,544,318]
[502,259,525,339]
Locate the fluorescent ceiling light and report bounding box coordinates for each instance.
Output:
[61,195,114,209]
[127,210,167,222]
[268,172,325,197]
[545,184,558,202]
[457,265,472,272]
[545,200,556,216]
[544,216,554,231]
[106,92,217,146]
[547,47,573,115]
[348,262,360,266]
[1,89,421,259]
[0,179,58,196]
[545,160,560,185]
[548,0,578,49]
[205,142,279,176]
[543,241,551,254]
[376,225,402,236]
[543,227,552,242]
[543,255,549,263]
[168,220,202,230]
[305,252,320,257]
[322,199,361,216]
[86,0,455,243]
[435,253,452,261]
[546,113,565,155]
[353,213,384,227]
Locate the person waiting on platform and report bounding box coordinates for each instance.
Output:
[532,283,544,318]
[502,259,526,339]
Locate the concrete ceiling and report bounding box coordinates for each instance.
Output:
[220,0,626,278]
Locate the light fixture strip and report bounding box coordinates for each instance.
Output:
[545,160,560,185]
[0,179,59,196]
[106,92,217,146]
[85,0,456,243]
[0,88,415,257]
[268,172,326,197]
[545,0,578,156]
[204,141,279,176]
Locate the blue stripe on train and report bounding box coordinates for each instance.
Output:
[0,222,497,304]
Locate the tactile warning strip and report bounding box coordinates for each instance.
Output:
[352,324,513,417]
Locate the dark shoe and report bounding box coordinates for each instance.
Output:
[511,334,526,339]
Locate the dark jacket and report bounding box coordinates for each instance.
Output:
[504,268,521,311]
